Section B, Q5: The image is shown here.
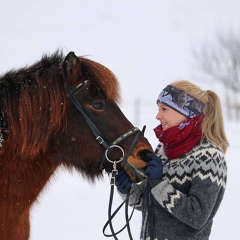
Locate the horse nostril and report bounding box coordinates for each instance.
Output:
[138,149,153,162]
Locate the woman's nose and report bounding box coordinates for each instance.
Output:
[156,111,161,120]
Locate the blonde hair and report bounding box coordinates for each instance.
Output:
[170,80,229,153]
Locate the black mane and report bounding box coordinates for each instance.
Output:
[0,50,65,151]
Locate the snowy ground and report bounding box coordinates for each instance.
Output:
[29,117,240,240]
[1,1,240,239]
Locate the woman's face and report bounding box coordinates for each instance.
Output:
[156,103,188,131]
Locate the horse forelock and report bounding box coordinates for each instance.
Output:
[79,58,121,105]
[0,50,66,158]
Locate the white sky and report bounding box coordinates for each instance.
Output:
[1,1,240,239]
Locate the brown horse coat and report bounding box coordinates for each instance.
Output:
[0,51,152,240]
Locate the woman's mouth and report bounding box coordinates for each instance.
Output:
[161,122,168,130]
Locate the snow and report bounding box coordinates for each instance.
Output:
[28,120,240,240]
[1,0,240,239]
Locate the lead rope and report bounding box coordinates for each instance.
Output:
[108,165,118,240]
[125,191,133,240]
[142,180,154,240]
[142,159,170,240]
[103,176,148,239]
[103,126,147,240]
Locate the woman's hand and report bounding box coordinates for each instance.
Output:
[145,154,163,180]
[115,170,132,194]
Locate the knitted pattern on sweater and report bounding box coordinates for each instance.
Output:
[119,139,227,240]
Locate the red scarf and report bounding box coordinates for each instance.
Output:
[153,115,203,159]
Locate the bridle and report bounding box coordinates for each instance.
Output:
[66,79,147,240]
[67,79,145,171]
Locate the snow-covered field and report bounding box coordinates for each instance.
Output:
[1,1,240,239]
[29,117,240,240]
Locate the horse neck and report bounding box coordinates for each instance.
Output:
[0,152,58,240]
[0,209,30,240]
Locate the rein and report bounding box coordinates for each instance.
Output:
[103,175,149,240]
[66,79,147,239]
[103,125,146,240]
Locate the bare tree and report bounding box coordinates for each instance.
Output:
[193,33,240,121]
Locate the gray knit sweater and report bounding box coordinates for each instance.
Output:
[119,139,227,240]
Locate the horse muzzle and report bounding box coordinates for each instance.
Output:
[123,146,153,183]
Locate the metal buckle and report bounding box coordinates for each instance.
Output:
[96,136,104,144]
[111,162,118,185]
[110,176,116,185]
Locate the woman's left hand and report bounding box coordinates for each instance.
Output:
[145,154,163,180]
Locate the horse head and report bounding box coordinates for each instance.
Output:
[0,51,153,184]
[51,52,153,183]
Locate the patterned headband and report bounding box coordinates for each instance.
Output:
[157,85,205,118]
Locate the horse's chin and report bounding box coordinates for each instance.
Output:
[124,162,147,183]
[102,147,153,182]
[124,148,153,183]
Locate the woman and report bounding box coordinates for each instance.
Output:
[116,80,229,240]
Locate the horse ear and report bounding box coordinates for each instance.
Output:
[63,52,83,84]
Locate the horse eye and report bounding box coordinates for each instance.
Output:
[93,103,105,110]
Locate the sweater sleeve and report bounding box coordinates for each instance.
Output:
[118,183,144,211]
[151,151,227,229]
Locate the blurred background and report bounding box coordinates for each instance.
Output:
[1,0,239,239]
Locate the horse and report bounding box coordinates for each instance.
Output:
[0,50,153,240]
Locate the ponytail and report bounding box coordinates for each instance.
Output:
[202,90,229,153]
[170,80,229,153]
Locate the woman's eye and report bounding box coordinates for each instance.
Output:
[93,103,105,110]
